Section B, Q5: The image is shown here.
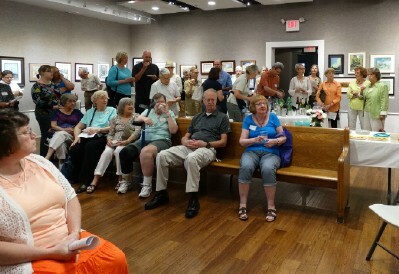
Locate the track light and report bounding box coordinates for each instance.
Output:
[280,19,286,24]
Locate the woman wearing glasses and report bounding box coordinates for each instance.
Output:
[0,109,128,273]
[237,95,286,222]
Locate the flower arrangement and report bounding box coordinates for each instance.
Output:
[306,109,327,127]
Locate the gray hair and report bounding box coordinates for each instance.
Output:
[60,93,77,106]
[91,90,109,103]
[159,68,170,77]
[272,62,284,70]
[246,64,259,75]
[115,51,128,63]
[117,97,134,115]
[368,67,381,81]
[295,63,305,70]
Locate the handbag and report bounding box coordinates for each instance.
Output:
[61,155,74,181]
[319,89,327,103]
[276,128,292,168]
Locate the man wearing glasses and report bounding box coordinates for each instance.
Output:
[0,70,22,110]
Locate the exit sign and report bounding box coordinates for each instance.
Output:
[286,20,299,32]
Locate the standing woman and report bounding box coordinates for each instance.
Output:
[361,68,389,131]
[237,95,286,222]
[308,64,321,107]
[1,70,23,109]
[184,67,202,116]
[288,63,312,110]
[69,90,116,193]
[316,68,342,128]
[227,64,259,122]
[106,51,136,107]
[202,67,225,113]
[31,65,61,156]
[347,66,369,130]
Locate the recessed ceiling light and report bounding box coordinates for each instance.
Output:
[128,1,135,3]
[208,1,216,6]
[152,6,159,11]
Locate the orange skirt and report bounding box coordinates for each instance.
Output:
[32,231,128,274]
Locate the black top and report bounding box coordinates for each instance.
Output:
[188,110,231,142]
[0,83,18,110]
[132,62,159,105]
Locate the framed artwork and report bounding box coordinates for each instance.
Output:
[97,63,110,82]
[132,58,143,66]
[0,56,25,87]
[370,55,395,74]
[334,77,355,93]
[180,64,197,77]
[29,63,49,82]
[75,63,93,82]
[55,62,72,81]
[380,77,395,95]
[241,60,256,71]
[200,61,214,75]
[348,52,366,74]
[328,54,344,74]
[222,60,235,74]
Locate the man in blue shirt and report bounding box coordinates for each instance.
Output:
[214,60,232,113]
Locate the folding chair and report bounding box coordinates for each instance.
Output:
[366,203,399,261]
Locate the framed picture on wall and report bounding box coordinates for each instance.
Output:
[240,60,256,71]
[97,63,110,83]
[180,64,196,77]
[55,62,72,81]
[132,58,143,66]
[328,54,344,74]
[0,56,25,87]
[200,61,213,75]
[29,63,49,82]
[370,54,395,74]
[380,77,395,95]
[221,60,235,74]
[348,52,365,74]
[334,77,355,93]
[75,63,93,82]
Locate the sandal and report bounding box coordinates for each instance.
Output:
[76,184,87,193]
[266,209,277,222]
[238,207,248,221]
[86,184,97,194]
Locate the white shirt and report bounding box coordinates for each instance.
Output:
[0,80,23,96]
[170,74,182,94]
[149,80,180,115]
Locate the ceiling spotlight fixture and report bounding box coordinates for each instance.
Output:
[280,18,286,24]
[128,1,135,3]
[298,17,306,23]
[247,2,250,6]
[138,16,141,21]
[152,6,159,11]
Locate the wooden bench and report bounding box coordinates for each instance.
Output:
[174,118,350,223]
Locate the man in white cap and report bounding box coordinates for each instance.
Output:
[79,68,103,110]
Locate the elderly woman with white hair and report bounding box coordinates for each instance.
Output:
[288,63,312,110]
[69,90,117,193]
[89,98,141,193]
[106,51,136,107]
[44,94,83,168]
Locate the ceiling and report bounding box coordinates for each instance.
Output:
[7,0,313,25]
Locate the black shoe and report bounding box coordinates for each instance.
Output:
[76,184,87,193]
[144,191,169,210]
[185,197,200,218]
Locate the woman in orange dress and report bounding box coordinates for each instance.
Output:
[0,109,128,273]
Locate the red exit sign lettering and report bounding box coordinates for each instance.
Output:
[286,20,299,32]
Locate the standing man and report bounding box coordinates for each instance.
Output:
[132,51,159,113]
[145,89,231,219]
[214,60,232,113]
[79,68,103,110]
[256,62,285,99]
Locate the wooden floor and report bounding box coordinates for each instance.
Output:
[76,166,399,273]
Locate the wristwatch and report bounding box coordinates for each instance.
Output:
[206,142,211,149]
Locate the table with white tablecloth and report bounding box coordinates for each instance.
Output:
[277,115,328,127]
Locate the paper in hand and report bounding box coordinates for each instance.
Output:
[68,236,100,251]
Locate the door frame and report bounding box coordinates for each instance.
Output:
[266,40,325,76]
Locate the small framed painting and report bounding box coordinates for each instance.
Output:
[132,58,143,66]
[200,61,214,75]
[221,60,235,74]
[29,63,49,82]
[55,62,72,81]
[334,77,355,93]
[97,63,110,82]
[380,77,395,96]
[370,55,395,74]
[180,65,196,77]
[348,52,366,74]
[328,54,344,74]
[241,60,256,71]
[0,56,25,87]
[75,63,93,82]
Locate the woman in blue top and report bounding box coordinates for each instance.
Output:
[69,90,116,193]
[106,51,136,107]
[238,95,286,222]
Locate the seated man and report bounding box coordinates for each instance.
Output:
[145,89,231,218]
[119,93,178,196]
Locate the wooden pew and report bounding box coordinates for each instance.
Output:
[174,118,350,223]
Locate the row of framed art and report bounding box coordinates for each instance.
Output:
[335,77,395,96]
[328,53,395,74]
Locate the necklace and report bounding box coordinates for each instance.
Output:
[255,115,267,127]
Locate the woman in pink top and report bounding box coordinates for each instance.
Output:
[0,110,128,273]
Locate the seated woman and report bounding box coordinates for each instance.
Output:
[0,109,128,274]
[90,98,141,193]
[69,90,117,194]
[237,95,286,222]
[45,94,83,168]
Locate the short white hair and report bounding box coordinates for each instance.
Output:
[159,68,170,77]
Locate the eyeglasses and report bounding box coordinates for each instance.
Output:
[4,76,13,79]
[18,127,35,136]
[255,102,268,106]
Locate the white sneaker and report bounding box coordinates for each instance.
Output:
[115,181,123,190]
[117,181,131,194]
[138,186,152,198]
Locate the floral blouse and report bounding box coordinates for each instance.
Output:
[107,113,141,142]
[31,82,60,115]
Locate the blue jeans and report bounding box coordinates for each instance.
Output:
[238,150,280,186]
